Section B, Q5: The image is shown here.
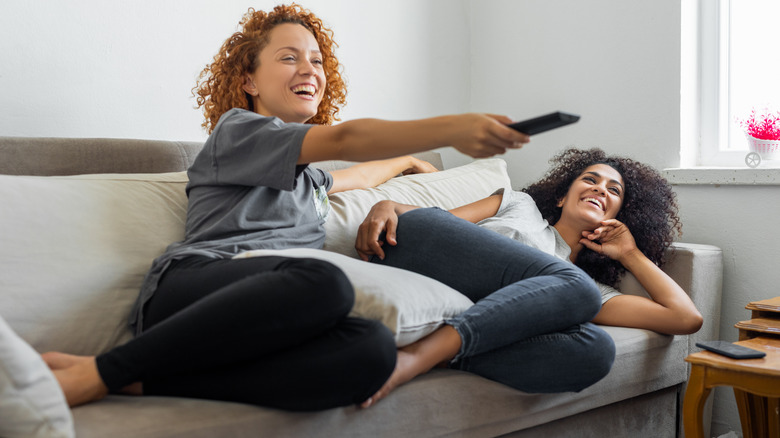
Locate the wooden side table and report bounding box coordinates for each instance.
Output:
[684,336,780,438]
[736,297,780,340]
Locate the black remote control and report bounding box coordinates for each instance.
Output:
[508,111,580,135]
[695,340,766,359]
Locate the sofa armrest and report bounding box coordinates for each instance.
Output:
[617,242,723,354]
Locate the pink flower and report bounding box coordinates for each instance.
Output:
[737,108,780,141]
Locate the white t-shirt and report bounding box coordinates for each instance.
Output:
[477,189,621,305]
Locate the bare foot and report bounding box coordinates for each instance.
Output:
[41,351,80,370]
[360,325,462,408]
[360,349,426,408]
[42,352,109,407]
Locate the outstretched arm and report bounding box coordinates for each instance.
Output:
[582,220,703,335]
[328,156,438,194]
[299,114,529,164]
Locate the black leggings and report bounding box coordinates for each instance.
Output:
[96,255,397,411]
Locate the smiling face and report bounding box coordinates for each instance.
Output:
[556,163,625,229]
[242,23,326,123]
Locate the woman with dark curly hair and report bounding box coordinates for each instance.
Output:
[42,4,529,411]
[355,147,702,406]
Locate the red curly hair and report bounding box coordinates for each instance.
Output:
[192,4,347,133]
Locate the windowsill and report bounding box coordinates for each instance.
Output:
[662,166,780,186]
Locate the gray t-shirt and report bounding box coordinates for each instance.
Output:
[129,108,333,334]
[477,189,621,304]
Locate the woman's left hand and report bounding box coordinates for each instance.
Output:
[579,219,639,262]
[401,156,438,175]
[586,218,704,335]
[355,201,399,261]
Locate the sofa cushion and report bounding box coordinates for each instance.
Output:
[324,158,511,257]
[0,172,188,355]
[0,314,74,438]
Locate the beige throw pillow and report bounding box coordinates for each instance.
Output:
[324,158,511,257]
[0,172,188,355]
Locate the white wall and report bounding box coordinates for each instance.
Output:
[460,0,682,185]
[2,0,776,435]
[0,0,469,141]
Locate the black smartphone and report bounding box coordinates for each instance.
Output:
[695,340,766,359]
[508,111,580,135]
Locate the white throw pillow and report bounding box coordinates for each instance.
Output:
[324,158,511,257]
[0,172,188,355]
[0,314,74,438]
[234,248,474,346]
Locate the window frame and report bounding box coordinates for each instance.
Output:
[666,1,780,183]
[682,0,759,168]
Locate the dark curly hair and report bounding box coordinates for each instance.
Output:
[523,148,682,287]
[192,4,347,133]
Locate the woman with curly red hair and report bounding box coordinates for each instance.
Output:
[193,4,346,131]
[356,148,702,406]
[42,4,529,411]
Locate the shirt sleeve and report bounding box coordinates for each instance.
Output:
[189,109,313,191]
[596,281,622,305]
[306,166,333,192]
[478,189,547,231]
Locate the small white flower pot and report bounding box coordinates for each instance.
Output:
[746,135,780,160]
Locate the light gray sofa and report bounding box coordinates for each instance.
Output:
[0,136,723,438]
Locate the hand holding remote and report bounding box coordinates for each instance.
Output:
[508,111,580,135]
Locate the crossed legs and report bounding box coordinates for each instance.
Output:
[45,256,397,411]
[367,208,615,403]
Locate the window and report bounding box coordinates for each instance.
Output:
[682,0,780,167]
